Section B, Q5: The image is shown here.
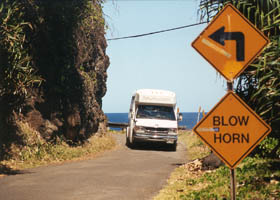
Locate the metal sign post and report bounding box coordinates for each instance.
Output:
[227,81,236,200]
[230,168,236,200]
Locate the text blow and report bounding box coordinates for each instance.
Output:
[213,116,250,143]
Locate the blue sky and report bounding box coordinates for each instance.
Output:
[102,0,227,113]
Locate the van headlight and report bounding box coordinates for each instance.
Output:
[168,128,177,134]
[134,126,145,133]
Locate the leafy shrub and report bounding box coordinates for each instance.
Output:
[0,0,42,99]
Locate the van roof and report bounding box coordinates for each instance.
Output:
[135,89,175,96]
[133,89,176,105]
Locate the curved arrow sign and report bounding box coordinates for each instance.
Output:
[192,4,269,81]
[209,26,244,61]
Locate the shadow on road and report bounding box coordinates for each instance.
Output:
[0,164,29,176]
[127,141,176,152]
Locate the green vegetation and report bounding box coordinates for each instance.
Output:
[154,131,280,200]
[179,130,211,160]
[0,121,116,174]
[199,0,280,159]
[0,0,106,100]
[0,0,42,98]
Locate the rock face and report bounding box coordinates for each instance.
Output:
[25,21,109,142]
[0,1,109,149]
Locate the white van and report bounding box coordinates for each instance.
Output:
[126,89,182,151]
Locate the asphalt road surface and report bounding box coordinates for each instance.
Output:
[0,134,187,200]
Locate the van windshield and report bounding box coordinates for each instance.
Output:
[136,105,176,120]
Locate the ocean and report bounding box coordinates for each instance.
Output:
[105,112,204,130]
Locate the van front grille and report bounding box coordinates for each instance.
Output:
[144,127,169,134]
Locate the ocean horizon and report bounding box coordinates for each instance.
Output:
[105,112,204,130]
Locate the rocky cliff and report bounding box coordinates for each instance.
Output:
[0,0,109,154]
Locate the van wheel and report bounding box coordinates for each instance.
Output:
[126,128,132,148]
[126,136,131,147]
[126,136,134,148]
[170,141,177,152]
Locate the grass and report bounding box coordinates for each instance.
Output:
[154,131,280,200]
[0,121,117,174]
[179,130,211,160]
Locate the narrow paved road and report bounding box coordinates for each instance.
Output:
[0,134,187,200]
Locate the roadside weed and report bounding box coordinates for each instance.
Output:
[179,131,211,160]
[0,122,116,172]
[154,131,280,200]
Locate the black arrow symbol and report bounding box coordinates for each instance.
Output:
[209,26,245,61]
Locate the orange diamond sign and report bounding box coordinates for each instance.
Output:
[193,92,271,169]
[192,4,269,81]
